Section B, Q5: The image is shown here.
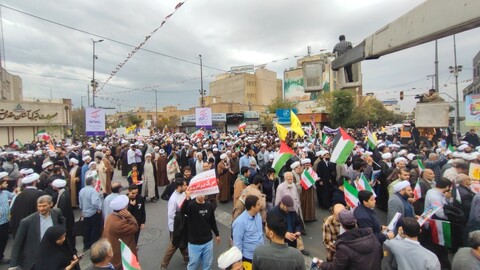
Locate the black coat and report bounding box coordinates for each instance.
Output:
[10,188,44,237]
[127,195,146,226]
[10,209,65,270]
[55,189,75,243]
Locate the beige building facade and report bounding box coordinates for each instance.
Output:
[0,68,71,146]
[209,67,282,109]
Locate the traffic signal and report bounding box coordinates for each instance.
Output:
[400,91,404,100]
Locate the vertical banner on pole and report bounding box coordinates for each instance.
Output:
[465,94,480,127]
[195,107,212,128]
[85,107,106,136]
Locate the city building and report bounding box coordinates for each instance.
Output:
[209,67,282,110]
[0,68,72,146]
[284,52,363,114]
[463,49,480,96]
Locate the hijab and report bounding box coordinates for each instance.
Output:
[35,225,76,270]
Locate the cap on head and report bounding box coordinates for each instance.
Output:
[338,209,356,227]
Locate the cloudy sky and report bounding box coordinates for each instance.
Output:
[2,0,479,113]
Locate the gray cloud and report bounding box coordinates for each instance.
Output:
[2,0,479,113]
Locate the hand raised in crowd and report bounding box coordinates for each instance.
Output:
[118,209,132,218]
[215,236,221,244]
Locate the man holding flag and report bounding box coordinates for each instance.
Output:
[299,159,317,222]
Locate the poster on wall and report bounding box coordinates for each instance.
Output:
[465,94,480,127]
[85,107,105,136]
[195,107,212,127]
[284,68,309,102]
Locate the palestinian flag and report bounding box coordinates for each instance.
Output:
[366,131,377,150]
[417,158,425,173]
[357,173,376,197]
[120,239,141,270]
[322,134,332,145]
[36,130,50,141]
[300,167,318,190]
[272,141,294,176]
[448,144,455,153]
[413,180,422,201]
[344,180,359,208]
[330,128,355,165]
[429,219,452,248]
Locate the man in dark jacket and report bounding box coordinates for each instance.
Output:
[127,185,146,244]
[354,190,394,244]
[316,152,337,209]
[9,195,65,270]
[9,173,44,238]
[317,209,382,270]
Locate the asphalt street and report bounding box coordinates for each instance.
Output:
[0,169,387,270]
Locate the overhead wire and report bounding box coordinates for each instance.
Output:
[0,4,228,73]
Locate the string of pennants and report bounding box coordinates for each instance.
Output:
[97,1,187,95]
[372,78,474,95]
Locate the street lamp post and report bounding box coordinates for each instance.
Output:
[91,39,103,108]
[449,35,462,135]
[199,54,205,107]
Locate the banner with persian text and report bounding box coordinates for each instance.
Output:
[85,107,105,136]
[188,169,219,199]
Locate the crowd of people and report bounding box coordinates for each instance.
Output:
[0,126,479,269]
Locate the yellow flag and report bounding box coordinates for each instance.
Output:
[290,110,305,137]
[275,122,288,141]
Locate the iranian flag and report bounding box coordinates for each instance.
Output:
[344,180,359,208]
[12,139,23,148]
[190,128,204,140]
[120,239,141,270]
[300,167,318,190]
[357,173,376,197]
[36,130,51,141]
[322,134,332,145]
[429,219,452,248]
[272,141,294,176]
[413,180,422,201]
[417,158,425,173]
[330,128,355,165]
[366,131,377,150]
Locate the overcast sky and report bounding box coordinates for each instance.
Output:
[2,0,479,113]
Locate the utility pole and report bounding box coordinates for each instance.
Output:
[435,40,439,91]
[87,84,90,107]
[427,74,435,89]
[199,54,205,107]
[91,39,103,108]
[449,35,463,135]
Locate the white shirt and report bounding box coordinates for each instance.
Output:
[167,190,186,232]
[127,149,136,165]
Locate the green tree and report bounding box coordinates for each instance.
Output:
[329,91,355,127]
[71,108,86,136]
[126,114,143,126]
[266,98,298,113]
[259,114,274,131]
[316,92,334,113]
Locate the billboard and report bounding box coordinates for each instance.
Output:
[195,107,212,127]
[284,68,309,102]
[85,107,105,136]
[276,109,298,124]
[465,94,480,127]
